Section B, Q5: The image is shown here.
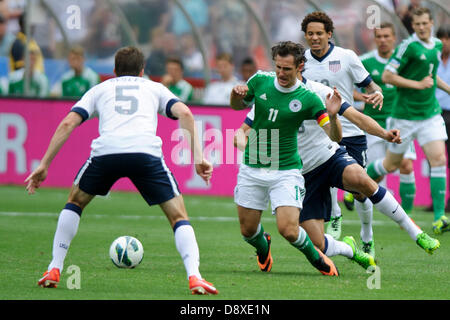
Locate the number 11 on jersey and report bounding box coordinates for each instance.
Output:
[268,108,278,122]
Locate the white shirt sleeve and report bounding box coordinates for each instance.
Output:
[71,86,96,122]
[156,82,180,119]
[347,49,371,87]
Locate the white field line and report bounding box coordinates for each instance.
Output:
[0,211,429,227]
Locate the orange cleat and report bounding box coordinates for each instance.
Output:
[38,268,60,288]
[313,247,339,276]
[189,276,218,295]
[257,232,273,272]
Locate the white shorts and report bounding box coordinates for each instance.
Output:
[366,132,416,162]
[387,115,444,155]
[234,164,304,214]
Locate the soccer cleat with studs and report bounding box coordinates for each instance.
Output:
[256,232,273,272]
[343,236,376,270]
[416,232,440,254]
[38,268,60,288]
[361,239,375,258]
[189,276,218,295]
[312,246,339,276]
[432,216,450,235]
[326,216,342,240]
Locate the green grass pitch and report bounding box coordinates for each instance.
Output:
[1,185,449,300]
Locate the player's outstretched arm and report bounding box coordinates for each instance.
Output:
[25,112,83,194]
[361,80,384,110]
[382,69,433,90]
[230,85,249,110]
[341,106,400,143]
[437,75,450,95]
[171,101,213,185]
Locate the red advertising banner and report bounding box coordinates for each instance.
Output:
[0,98,444,206]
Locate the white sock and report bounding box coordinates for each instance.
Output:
[374,158,389,176]
[174,221,201,280]
[355,198,373,243]
[323,234,353,258]
[330,187,342,218]
[290,226,307,248]
[378,176,387,189]
[48,205,81,272]
[369,187,422,240]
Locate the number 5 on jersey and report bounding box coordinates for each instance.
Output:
[115,85,139,115]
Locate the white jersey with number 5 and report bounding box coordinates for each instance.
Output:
[71,76,179,157]
[303,43,371,138]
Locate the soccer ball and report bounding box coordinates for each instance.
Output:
[109,236,144,268]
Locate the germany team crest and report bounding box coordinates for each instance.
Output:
[289,99,302,112]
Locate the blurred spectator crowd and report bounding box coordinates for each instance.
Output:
[0,0,448,105]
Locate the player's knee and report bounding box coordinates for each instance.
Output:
[429,154,447,167]
[345,166,369,190]
[384,157,402,172]
[399,160,414,174]
[310,235,325,251]
[240,223,258,238]
[277,224,298,242]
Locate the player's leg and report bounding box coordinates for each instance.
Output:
[422,139,450,233]
[271,170,338,276]
[158,196,217,294]
[276,207,338,276]
[327,187,343,239]
[237,205,271,271]
[342,163,440,253]
[38,185,95,288]
[234,165,271,272]
[301,160,354,261]
[417,114,449,233]
[399,157,416,213]
[38,155,115,288]
[444,110,450,211]
[301,219,352,258]
[367,117,413,180]
[131,153,217,294]
[340,136,376,256]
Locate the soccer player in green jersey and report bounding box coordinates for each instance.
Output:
[161,57,194,103]
[358,22,417,214]
[367,8,450,234]
[8,48,49,97]
[55,46,100,98]
[230,41,342,276]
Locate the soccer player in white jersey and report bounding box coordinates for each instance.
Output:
[25,47,218,295]
[367,8,450,234]
[300,12,384,245]
[237,75,441,269]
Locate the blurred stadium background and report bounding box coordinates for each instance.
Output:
[0,0,448,99]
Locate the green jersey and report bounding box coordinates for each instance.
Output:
[243,71,328,170]
[385,33,443,120]
[360,50,397,128]
[60,67,99,98]
[169,79,194,102]
[8,68,49,97]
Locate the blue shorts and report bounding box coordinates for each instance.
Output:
[74,153,180,206]
[339,135,368,168]
[300,147,357,223]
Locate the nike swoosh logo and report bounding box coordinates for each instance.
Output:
[392,205,399,214]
